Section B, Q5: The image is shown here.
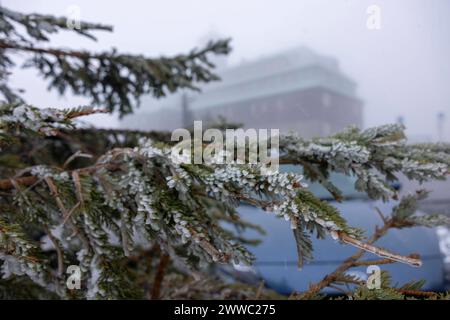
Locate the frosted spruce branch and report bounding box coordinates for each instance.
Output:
[3,129,449,298]
[280,124,450,201]
[296,190,450,299]
[1,106,450,298]
[0,104,106,147]
[3,5,449,300]
[0,6,112,42]
[0,5,231,116]
[0,136,365,298]
[3,105,448,200]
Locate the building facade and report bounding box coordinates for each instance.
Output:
[121,46,363,138]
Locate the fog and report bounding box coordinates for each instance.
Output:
[5,0,450,141]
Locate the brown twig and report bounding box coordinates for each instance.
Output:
[71,171,83,205]
[0,39,223,66]
[0,176,37,190]
[298,220,394,299]
[65,108,108,120]
[254,281,265,300]
[150,253,170,300]
[61,202,81,226]
[0,41,110,60]
[0,162,118,191]
[337,232,422,267]
[44,177,70,216]
[187,227,231,263]
[396,289,438,298]
[43,225,64,277]
[63,151,93,169]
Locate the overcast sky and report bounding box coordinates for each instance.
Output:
[4,0,450,141]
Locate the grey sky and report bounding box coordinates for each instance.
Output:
[4,0,450,141]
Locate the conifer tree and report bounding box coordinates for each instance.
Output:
[0,5,449,299]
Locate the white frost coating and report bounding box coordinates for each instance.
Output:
[0,105,73,136]
[330,230,339,241]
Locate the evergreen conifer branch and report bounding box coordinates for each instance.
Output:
[296,191,450,299]
[0,6,112,42]
[1,6,450,300]
[0,5,231,116]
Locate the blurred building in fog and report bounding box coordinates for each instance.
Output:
[121,46,363,137]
